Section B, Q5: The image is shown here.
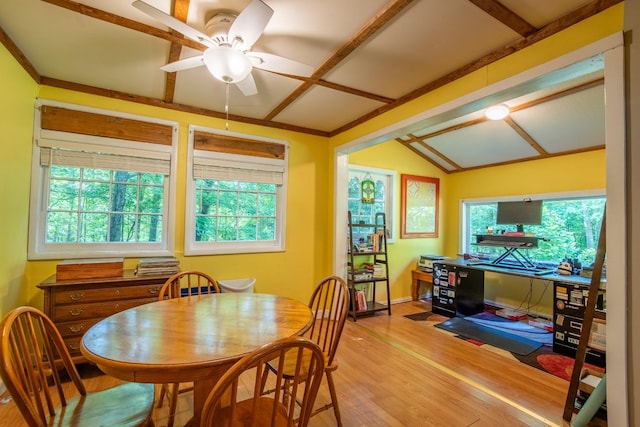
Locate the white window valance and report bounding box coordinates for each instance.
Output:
[39,146,171,176]
[193,155,285,185]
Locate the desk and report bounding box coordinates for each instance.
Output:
[432,258,605,366]
[411,269,433,301]
[81,293,313,426]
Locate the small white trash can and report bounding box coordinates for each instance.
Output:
[218,277,256,293]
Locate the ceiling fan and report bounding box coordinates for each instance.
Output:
[132,0,313,96]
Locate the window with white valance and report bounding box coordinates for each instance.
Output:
[28,100,178,260]
[185,125,288,255]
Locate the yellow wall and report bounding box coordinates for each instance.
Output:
[0,44,38,318]
[19,86,331,310]
[349,142,447,301]
[348,144,605,316]
[334,5,620,312]
[0,4,622,318]
[444,150,606,317]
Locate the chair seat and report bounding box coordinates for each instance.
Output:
[47,382,155,427]
[267,351,331,379]
[215,396,289,427]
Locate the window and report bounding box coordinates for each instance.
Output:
[184,126,288,255]
[462,192,606,267]
[28,102,177,260]
[348,166,396,242]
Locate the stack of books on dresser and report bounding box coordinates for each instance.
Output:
[135,257,180,276]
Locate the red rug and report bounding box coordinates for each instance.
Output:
[516,346,604,381]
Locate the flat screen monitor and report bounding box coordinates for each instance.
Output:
[496,200,542,232]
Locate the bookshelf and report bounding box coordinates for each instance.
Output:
[347,211,391,321]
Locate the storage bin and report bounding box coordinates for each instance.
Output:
[218,278,256,293]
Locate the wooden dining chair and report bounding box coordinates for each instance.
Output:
[0,306,155,427]
[157,270,221,427]
[260,275,350,426]
[201,336,325,427]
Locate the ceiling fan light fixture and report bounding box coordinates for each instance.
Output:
[204,46,253,83]
[485,104,510,120]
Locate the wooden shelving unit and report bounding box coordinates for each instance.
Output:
[347,211,391,321]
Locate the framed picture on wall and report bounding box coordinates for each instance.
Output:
[400,174,439,238]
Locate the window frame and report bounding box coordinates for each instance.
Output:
[347,165,396,243]
[460,189,606,263]
[184,125,288,256]
[28,100,178,260]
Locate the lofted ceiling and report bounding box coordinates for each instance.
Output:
[0,0,618,172]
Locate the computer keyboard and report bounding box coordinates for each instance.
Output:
[478,239,528,247]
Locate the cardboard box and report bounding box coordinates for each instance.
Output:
[496,308,528,321]
[56,258,124,280]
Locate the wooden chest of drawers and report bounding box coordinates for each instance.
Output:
[38,269,173,363]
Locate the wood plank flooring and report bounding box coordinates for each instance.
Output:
[0,300,575,427]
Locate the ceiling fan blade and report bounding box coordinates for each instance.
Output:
[228,0,274,51]
[132,0,215,48]
[160,55,205,72]
[235,73,258,96]
[248,52,313,77]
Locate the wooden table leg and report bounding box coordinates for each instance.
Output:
[411,270,433,301]
[188,365,230,426]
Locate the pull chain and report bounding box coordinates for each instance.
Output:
[225,83,230,131]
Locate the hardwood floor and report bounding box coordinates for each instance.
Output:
[0,300,575,427]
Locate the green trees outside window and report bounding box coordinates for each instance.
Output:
[46,166,164,243]
[195,179,277,242]
[466,196,606,266]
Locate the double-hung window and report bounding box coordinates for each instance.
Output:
[184,126,288,255]
[28,101,177,260]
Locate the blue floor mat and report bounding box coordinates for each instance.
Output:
[435,317,542,355]
[465,312,553,345]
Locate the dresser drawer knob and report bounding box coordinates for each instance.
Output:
[69,293,85,301]
[68,343,80,351]
[114,303,120,310]
[148,287,160,295]
[69,308,84,316]
[68,324,85,333]
[115,289,120,295]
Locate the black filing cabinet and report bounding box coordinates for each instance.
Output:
[432,262,484,317]
[553,281,606,367]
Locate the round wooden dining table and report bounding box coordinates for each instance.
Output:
[81,292,313,426]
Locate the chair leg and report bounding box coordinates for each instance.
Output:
[282,378,291,408]
[167,383,180,427]
[325,371,343,427]
[157,383,168,408]
[259,364,271,395]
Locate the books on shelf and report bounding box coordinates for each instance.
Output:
[136,257,180,276]
[349,268,372,281]
[354,289,368,311]
[367,231,385,252]
[362,262,384,278]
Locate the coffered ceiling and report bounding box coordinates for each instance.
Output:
[0,0,618,172]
